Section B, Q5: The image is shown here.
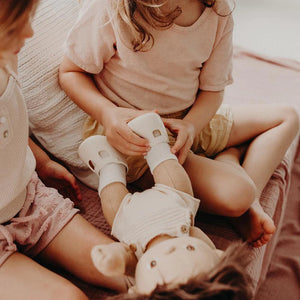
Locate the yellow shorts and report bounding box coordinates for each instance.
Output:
[82,105,233,183]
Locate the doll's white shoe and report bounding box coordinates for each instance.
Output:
[78,135,127,175]
[128,113,177,173]
[78,135,127,193]
[127,112,168,147]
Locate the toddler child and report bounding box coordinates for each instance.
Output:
[0,0,133,298]
[60,0,299,248]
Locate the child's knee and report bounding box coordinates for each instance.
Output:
[57,283,88,300]
[217,176,256,217]
[283,105,299,135]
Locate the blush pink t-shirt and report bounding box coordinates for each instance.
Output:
[66,0,234,114]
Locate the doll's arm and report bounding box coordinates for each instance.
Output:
[91,242,137,277]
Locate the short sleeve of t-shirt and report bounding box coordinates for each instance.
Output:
[65,0,116,74]
[199,14,234,91]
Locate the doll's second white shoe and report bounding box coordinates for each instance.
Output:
[128,113,177,173]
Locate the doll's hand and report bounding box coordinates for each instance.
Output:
[37,159,82,203]
[91,242,137,277]
[162,118,196,164]
[102,107,152,156]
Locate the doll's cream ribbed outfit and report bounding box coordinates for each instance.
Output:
[112,184,200,259]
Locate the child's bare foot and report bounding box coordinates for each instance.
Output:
[91,242,137,276]
[231,200,276,247]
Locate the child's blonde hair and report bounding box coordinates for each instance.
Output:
[0,0,38,30]
[0,0,38,64]
[113,0,234,52]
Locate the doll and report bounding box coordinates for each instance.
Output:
[78,113,252,298]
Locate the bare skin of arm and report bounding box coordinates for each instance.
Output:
[163,90,224,163]
[59,56,150,156]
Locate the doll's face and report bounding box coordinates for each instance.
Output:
[134,236,222,295]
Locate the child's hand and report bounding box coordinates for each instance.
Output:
[162,118,196,164]
[37,159,82,203]
[102,107,151,156]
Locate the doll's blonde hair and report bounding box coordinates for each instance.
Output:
[112,0,234,52]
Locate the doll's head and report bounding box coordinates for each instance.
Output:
[0,0,38,58]
[133,236,222,295]
[109,242,253,300]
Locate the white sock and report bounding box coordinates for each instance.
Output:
[145,143,177,173]
[99,163,127,195]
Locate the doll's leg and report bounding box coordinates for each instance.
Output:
[128,113,193,195]
[78,137,137,276]
[78,135,128,226]
[92,183,138,277]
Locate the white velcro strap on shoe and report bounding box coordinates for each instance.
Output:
[78,135,127,176]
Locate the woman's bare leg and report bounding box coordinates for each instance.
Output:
[0,252,88,300]
[38,214,129,292]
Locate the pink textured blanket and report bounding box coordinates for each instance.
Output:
[58,48,300,299]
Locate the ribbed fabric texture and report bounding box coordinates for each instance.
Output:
[112,184,200,258]
[18,0,86,169]
[0,71,36,223]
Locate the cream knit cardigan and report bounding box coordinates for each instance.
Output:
[19,0,87,170]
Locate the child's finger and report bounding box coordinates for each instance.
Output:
[110,131,149,156]
[62,172,82,201]
[177,146,190,165]
[171,130,187,155]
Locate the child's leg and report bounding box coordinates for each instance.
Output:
[38,214,135,289]
[0,252,89,299]
[183,147,273,247]
[184,104,298,246]
[227,104,298,198]
[226,104,298,246]
[128,112,193,195]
